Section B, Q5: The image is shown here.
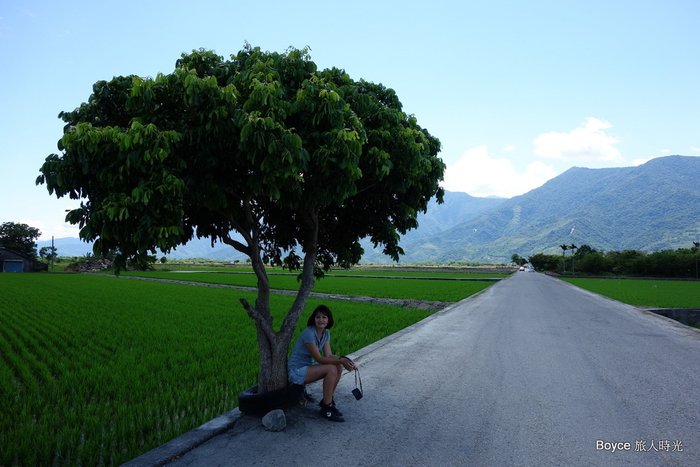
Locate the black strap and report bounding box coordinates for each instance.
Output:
[354,368,363,393]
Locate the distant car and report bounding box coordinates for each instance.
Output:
[519,266,525,271]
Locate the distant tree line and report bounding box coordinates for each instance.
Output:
[528,243,700,278]
[0,221,158,271]
[0,222,41,257]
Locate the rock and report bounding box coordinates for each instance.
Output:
[262,409,286,431]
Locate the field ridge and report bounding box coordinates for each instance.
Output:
[100,274,452,311]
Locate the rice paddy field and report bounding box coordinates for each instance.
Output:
[0,270,495,466]
[135,263,511,280]
[120,268,503,302]
[563,278,700,308]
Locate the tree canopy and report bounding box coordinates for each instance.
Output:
[0,222,40,257]
[37,45,445,391]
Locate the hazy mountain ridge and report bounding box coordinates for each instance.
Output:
[389,155,700,263]
[39,155,700,264]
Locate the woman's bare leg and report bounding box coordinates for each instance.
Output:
[332,364,343,394]
[304,364,337,405]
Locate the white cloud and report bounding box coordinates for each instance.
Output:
[532,117,622,165]
[690,146,700,154]
[442,145,557,198]
[21,217,80,241]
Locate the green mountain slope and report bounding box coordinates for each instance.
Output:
[359,191,505,263]
[388,155,700,264]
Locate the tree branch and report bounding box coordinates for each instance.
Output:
[280,210,319,336]
[221,234,250,256]
[239,298,275,341]
[232,197,274,336]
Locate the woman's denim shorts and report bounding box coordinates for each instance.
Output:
[288,365,309,385]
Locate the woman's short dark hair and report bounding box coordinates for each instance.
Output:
[307,304,334,329]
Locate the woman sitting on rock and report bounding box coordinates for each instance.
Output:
[288,304,356,422]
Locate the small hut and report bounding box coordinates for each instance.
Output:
[0,247,48,272]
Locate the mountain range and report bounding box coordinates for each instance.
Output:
[39,155,700,264]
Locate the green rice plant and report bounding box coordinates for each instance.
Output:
[313,275,493,301]
[154,263,511,280]
[0,274,432,466]
[563,278,700,308]
[120,270,494,302]
[324,268,510,279]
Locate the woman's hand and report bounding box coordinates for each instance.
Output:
[339,356,356,371]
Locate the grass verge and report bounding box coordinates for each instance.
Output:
[562,278,700,308]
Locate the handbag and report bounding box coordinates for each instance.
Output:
[351,368,363,400]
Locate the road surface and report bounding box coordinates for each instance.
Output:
[166,272,700,466]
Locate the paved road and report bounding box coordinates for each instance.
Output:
[166,272,700,466]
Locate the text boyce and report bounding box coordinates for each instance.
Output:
[596,440,631,453]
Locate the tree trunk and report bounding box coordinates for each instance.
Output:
[256,328,293,393]
[238,211,320,394]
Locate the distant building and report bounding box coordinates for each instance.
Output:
[0,247,48,272]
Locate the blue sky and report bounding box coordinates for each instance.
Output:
[1,0,698,240]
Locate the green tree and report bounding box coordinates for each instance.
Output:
[528,253,560,272]
[569,244,577,273]
[608,249,646,275]
[559,244,569,273]
[0,222,41,257]
[577,252,612,274]
[574,244,596,257]
[39,245,58,264]
[511,254,527,266]
[37,45,445,392]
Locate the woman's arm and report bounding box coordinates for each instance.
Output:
[304,342,355,370]
[324,341,356,371]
